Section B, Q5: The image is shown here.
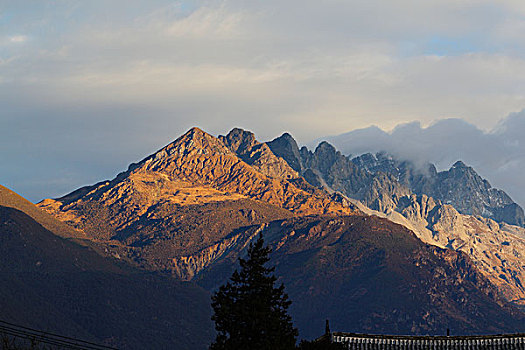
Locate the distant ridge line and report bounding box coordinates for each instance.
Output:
[0,319,118,350]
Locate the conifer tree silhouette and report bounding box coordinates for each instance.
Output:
[210,235,297,350]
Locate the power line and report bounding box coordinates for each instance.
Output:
[0,320,118,350]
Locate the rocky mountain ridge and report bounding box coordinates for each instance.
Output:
[266,132,525,307]
[352,194,525,306]
[352,152,524,226]
[268,135,412,212]
[38,127,355,273]
[37,128,525,308]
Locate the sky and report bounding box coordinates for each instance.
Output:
[2,0,525,203]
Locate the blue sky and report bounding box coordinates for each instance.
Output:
[2,0,525,202]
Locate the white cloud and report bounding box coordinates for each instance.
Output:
[163,5,247,39]
[8,35,28,43]
[322,112,525,208]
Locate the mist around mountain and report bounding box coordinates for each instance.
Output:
[270,130,525,227]
[351,154,524,227]
[317,113,525,211]
[32,127,525,342]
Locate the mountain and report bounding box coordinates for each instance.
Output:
[219,128,299,180]
[270,134,524,227]
[0,194,214,349]
[319,117,525,219]
[267,133,525,308]
[193,215,525,338]
[268,134,412,212]
[355,194,525,307]
[352,153,525,226]
[35,127,525,339]
[0,184,84,239]
[38,127,354,275]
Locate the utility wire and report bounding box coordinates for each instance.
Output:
[0,320,118,350]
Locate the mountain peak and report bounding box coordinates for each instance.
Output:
[219,128,300,180]
[40,127,354,245]
[280,132,294,140]
[268,132,299,147]
[178,126,214,143]
[451,160,468,169]
[315,141,337,154]
[219,128,257,154]
[149,127,229,163]
[267,132,302,172]
[188,126,205,133]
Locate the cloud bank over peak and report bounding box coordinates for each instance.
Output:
[320,111,525,208]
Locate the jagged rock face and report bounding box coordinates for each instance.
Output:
[362,173,412,213]
[268,136,411,212]
[270,137,366,196]
[494,203,525,227]
[219,128,299,180]
[433,161,524,226]
[313,148,525,306]
[135,127,350,216]
[354,193,525,308]
[352,153,525,227]
[266,132,303,172]
[218,127,258,154]
[193,215,525,338]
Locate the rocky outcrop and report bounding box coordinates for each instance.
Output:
[353,193,525,307]
[268,135,411,212]
[433,161,524,226]
[171,223,266,280]
[266,132,303,172]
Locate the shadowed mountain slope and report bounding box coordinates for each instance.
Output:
[0,204,214,350]
[195,215,525,339]
[0,184,83,239]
